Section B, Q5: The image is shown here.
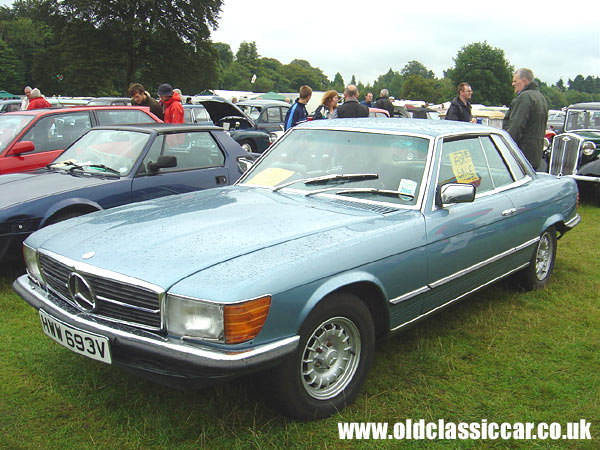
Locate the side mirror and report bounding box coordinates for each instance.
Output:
[7,141,35,156]
[147,155,177,173]
[436,183,476,207]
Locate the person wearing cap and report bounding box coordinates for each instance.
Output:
[157,83,184,123]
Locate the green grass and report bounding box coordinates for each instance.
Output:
[1,204,599,449]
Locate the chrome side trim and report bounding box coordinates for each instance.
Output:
[389,286,431,305]
[515,237,540,252]
[390,262,529,333]
[428,237,537,289]
[388,237,538,305]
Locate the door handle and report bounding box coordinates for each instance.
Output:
[501,208,516,216]
[215,175,227,185]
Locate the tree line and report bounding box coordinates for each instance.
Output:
[1,0,599,110]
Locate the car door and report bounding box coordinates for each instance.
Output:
[131,130,230,202]
[422,135,519,314]
[256,106,285,133]
[9,111,92,172]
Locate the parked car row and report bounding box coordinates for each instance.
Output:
[12,117,580,420]
[0,106,161,174]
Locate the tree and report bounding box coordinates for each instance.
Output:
[401,75,439,103]
[0,38,23,92]
[401,60,434,79]
[52,0,223,88]
[372,68,403,99]
[447,41,514,106]
[331,72,344,92]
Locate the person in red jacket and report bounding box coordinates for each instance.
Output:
[27,88,52,110]
[157,83,184,123]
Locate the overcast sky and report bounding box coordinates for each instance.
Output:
[2,0,598,86]
[211,0,599,86]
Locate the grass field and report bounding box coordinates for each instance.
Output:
[1,204,598,449]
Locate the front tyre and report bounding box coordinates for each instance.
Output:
[267,293,375,420]
[521,226,557,290]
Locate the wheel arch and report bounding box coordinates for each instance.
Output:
[299,272,389,339]
[541,214,565,239]
[41,199,103,227]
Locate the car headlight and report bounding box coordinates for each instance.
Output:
[23,243,44,284]
[165,294,271,344]
[581,141,596,156]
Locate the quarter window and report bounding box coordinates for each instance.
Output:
[479,136,514,188]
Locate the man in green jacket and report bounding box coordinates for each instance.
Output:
[502,68,548,170]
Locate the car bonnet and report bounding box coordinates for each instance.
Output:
[27,186,416,291]
[0,170,113,209]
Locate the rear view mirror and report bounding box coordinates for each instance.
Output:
[436,183,476,207]
[7,141,35,156]
[147,155,177,173]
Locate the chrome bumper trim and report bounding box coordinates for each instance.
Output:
[14,274,299,371]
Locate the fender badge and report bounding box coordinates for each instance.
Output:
[82,251,95,260]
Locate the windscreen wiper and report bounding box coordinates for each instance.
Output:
[272,173,378,192]
[334,188,414,200]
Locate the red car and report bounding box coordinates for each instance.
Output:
[0,106,162,174]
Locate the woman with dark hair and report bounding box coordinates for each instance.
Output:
[313,90,339,120]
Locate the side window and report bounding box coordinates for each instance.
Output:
[96,109,155,125]
[266,107,281,123]
[150,132,225,173]
[490,134,527,180]
[438,137,493,195]
[21,112,91,153]
[479,136,514,188]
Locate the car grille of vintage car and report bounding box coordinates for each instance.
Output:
[39,253,162,330]
[549,133,583,176]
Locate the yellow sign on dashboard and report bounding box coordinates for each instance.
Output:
[245,167,295,187]
[449,150,479,184]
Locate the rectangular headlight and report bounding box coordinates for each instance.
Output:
[23,244,43,284]
[165,294,224,341]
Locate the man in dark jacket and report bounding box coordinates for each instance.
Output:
[284,85,312,130]
[337,85,369,118]
[129,83,164,120]
[445,83,475,122]
[502,68,548,170]
[374,89,395,117]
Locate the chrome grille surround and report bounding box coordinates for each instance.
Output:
[38,250,165,331]
[549,133,583,176]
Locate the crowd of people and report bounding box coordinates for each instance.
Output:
[19,66,547,169]
[282,66,548,170]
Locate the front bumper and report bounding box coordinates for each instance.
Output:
[13,274,299,387]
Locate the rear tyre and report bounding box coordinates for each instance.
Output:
[265,292,375,420]
[519,226,557,291]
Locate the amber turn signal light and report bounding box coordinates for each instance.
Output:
[224,296,271,344]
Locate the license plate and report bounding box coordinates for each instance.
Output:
[39,309,112,364]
